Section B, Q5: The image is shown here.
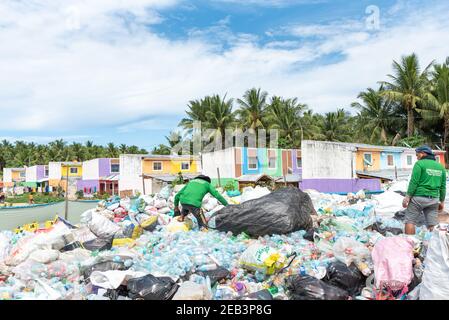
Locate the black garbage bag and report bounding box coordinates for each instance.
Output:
[83,237,113,251]
[195,266,230,285]
[324,261,365,296]
[127,274,179,300]
[285,275,349,300]
[303,229,315,242]
[105,285,130,300]
[210,188,314,237]
[241,289,273,300]
[371,222,403,236]
[83,261,128,280]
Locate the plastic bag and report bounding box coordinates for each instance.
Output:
[157,207,171,215]
[195,266,230,285]
[166,219,191,233]
[140,216,159,232]
[285,275,349,300]
[71,226,97,243]
[325,261,365,296]
[4,234,40,266]
[372,236,414,291]
[159,186,172,200]
[90,270,148,290]
[239,244,285,275]
[172,281,206,300]
[240,186,270,203]
[83,261,128,280]
[420,229,449,300]
[243,289,273,300]
[83,237,113,252]
[127,274,179,300]
[29,249,60,264]
[83,210,121,238]
[211,188,314,237]
[333,237,371,268]
[154,199,167,209]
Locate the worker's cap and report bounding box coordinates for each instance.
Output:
[415,145,433,155]
[195,175,211,183]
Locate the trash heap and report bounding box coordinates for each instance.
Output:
[1,184,448,300]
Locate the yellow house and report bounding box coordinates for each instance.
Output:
[142,155,200,175]
[49,161,83,190]
[355,147,381,171]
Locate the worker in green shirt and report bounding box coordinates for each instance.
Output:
[174,175,228,228]
[402,146,447,235]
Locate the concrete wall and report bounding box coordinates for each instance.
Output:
[3,168,12,183]
[119,154,144,195]
[291,149,302,174]
[99,158,111,177]
[401,151,416,169]
[300,178,381,193]
[201,148,236,179]
[49,162,61,180]
[37,165,47,180]
[77,180,99,193]
[302,141,356,179]
[26,166,37,182]
[82,159,100,180]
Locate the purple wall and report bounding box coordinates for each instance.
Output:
[99,158,111,177]
[291,149,302,174]
[300,178,381,193]
[36,165,47,180]
[77,179,100,194]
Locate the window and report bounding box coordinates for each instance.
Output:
[111,164,120,173]
[248,156,258,170]
[387,154,394,166]
[70,168,78,174]
[407,155,413,166]
[436,155,441,163]
[297,157,302,168]
[181,162,190,170]
[363,153,373,166]
[267,149,276,169]
[44,166,49,177]
[153,162,162,171]
[19,172,25,178]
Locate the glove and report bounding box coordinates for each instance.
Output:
[439,202,444,212]
[402,196,411,208]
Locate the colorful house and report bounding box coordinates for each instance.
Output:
[201,147,302,190]
[119,154,201,196]
[25,165,49,192]
[48,161,83,192]
[302,140,447,193]
[77,158,120,196]
[2,168,26,192]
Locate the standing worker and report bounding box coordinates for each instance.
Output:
[402,146,446,235]
[174,175,228,229]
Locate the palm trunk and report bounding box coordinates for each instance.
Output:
[444,118,449,166]
[407,105,414,138]
[381,127,387,145]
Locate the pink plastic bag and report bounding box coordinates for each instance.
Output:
[371,236,414,290]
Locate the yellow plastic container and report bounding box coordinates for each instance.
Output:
[112,238,135,247]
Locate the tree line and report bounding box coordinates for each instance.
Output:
[153,53,449,162]
[0,140,147,172]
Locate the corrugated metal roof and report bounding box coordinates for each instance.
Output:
[143,154,200,161]
[143,173,198,182]
[356,169,412,181]
[100,174,120,181]
[237,174,276,182]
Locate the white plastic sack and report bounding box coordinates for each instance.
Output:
[172,281,206,300]
[71,226,97,243]
[372,190,404,218]
[159,185,172,200]
[240,186,270,203]
[90,270,148,290]
[239,243,285,274]
[388,180,409,193]
[420,229,449,300]
[107,203,120,211]
[174,184,186,193]
[158,207,171,215]
[154,199,167,209]
[120,199,131,210]
[333,237,371,267]
[202,197,219,212]
[4,234,40,266]
[29,249,60,264]
[140,195,154,206]
[0,233,12,263]
[86,211,121,238]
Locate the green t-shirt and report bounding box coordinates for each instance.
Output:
[407,159,447,202]
[174,178,229,208]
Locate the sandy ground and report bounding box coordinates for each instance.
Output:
[439,212,449,223]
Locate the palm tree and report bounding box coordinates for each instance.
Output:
[236,88,268,130]
[268,97,307,147]
[179,99,209,133]
[119,144,128,154]
[380,53,433,137]
[351,87,398,144]
[419,61,449,152]
[320,109,352,142]
[204,94,235,147]
[106,143,118,158]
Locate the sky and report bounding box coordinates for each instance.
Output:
[1,0,449,150]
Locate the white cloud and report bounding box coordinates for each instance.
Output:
[0,0,449,137]
[212,0,326,7]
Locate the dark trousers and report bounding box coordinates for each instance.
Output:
[180,204,208,228]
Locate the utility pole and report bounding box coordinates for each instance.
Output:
[64,164,69,220]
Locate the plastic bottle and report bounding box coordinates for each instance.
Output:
[197,264,217,272]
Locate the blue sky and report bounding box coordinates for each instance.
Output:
[1,0,449,151]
